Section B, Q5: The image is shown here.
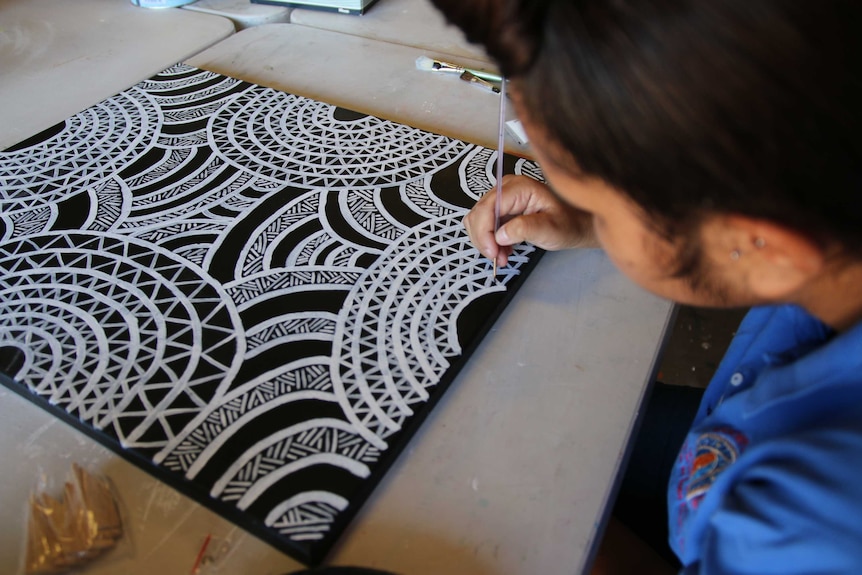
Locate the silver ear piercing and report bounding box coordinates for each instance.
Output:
[731,238,765,260]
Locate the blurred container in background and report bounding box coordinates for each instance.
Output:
[131,0,198,8]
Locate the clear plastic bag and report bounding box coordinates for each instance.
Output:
[23,463,124,574]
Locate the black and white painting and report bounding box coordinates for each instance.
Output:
[0,64,542,564]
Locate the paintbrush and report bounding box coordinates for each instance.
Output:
[415,56,503,85]
[493,79,507,280]
[460,70,501,93]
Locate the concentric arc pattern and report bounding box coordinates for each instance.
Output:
[0,63,543,563]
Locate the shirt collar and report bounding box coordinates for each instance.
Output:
[743,307,862,415]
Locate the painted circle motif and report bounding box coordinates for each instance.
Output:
[330,214,535,444]
[0,89,159,215]
[0,232,244,448]
[209,88,470,190]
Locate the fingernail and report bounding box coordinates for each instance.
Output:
[496,227,509,244]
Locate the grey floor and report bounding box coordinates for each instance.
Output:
[657,306,750,389]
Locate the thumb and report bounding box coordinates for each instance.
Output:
[496,212,577,251]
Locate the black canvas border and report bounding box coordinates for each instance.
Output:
[0,65,547,566]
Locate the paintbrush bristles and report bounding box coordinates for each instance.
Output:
[415,55,458,73]
[415,56,505,84]
[414,55,438,71]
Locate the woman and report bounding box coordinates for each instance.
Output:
[430,1,862,573]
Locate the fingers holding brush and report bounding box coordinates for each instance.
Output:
[463,175,512,267]
[463,175,598,267]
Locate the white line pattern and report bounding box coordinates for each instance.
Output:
[0,64,542,562]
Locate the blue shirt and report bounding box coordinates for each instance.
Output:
[668,305,862,574]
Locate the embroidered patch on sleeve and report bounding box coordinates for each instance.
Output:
[671,426,750,556]
[685,427,749,504]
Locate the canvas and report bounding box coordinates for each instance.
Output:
[0,64,543,565]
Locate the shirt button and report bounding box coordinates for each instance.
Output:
[730,372,744,386]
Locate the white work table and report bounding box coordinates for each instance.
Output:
[183,0,291,30]
[289,0,491,63]
[0,15,674,575]
[0,0,234,150]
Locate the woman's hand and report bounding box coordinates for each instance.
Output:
[462,174,597,268]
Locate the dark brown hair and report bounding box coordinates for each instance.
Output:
[432,0,862,252]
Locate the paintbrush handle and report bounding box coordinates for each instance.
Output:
[493,79,507,275]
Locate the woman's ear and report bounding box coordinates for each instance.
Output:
[706,215,826,300]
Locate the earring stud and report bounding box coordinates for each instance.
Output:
[730,249,741,261]
[754,237,766,249]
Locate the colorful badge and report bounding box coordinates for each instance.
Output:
[685,427,749,504]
